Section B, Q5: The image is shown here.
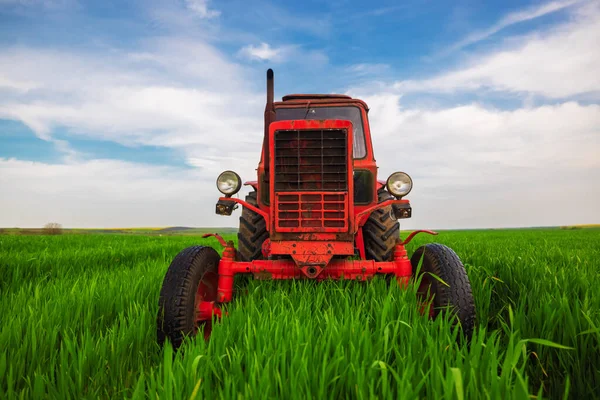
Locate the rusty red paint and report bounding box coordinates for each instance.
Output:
[355,227,366,259]
[270,240,354,277]
[268,119,355,234]
[261,238,272,258]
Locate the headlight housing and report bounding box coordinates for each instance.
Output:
[216,170,242,196]
[386,171,413,198]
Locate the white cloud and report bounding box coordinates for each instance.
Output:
[395,3,600,98]
[0,158,247,228]
[353,93,600,228]
[2,93,599,229]
[0,40,265,178]
[439,0,583,56]
[346,63,391,77]
[236,42,329,67]
[185,0,220,19]
[238,42,287,62]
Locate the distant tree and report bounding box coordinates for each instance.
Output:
[43,222,63,235]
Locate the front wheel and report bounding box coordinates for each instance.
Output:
[157,246,220,349]
[411,243,476,339]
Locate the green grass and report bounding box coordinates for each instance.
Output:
[0,229,598,399]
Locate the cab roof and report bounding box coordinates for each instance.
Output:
[276,94,369,111]
[282,94,351,101]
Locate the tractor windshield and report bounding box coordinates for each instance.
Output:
[275,106,367,158]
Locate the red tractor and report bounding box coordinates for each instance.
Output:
[157,69,475,348]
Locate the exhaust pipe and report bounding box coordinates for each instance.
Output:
[266,68,274,111]
[263,69,275,176]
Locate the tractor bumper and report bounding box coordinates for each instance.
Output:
[214,240,412,303]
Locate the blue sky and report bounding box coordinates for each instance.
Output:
[0,0,598,228]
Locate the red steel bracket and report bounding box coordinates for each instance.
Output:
[218,197,270,230]
[243,181,259,190]
[399,230,438,246]
[354,199,410,232]
[202,233,228,248]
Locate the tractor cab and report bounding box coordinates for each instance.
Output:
[275,94,369,158]
[272,95,375,207]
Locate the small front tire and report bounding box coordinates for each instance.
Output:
[157,246,220,349]
[411,243,476,339]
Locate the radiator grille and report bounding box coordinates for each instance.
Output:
[274,129,347,191]
[275,193,348,232]
[273,128,349,232]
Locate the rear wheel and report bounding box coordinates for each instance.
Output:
[411,243,476,339]
[157,246,220,349]
[363,188,400,261]
[237,191,268,261]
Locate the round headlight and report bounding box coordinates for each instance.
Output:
[216,170,242,196]
[386,171,413,198]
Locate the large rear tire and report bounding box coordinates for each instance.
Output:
[157,246,220,350]
[411,243,476,339]
[363,188,400,261]
[237,191,268,261]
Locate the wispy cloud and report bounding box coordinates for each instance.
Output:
[0,37,264,183]
[236,42,329,67]
[237,42,287,62]
[438,0,583,57]
[184,0,220,19]
[394,4,600,98]
[345,63,391,77]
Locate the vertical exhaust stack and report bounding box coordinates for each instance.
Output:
[263,69,275,176]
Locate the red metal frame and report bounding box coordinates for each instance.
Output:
[214,239,413,303]
[195,229,438,322]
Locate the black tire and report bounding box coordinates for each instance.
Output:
[157,246,220,350]
[411,243,476,339]
[363,188,400,261]
[237,191,268,261]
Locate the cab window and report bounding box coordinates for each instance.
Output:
[275,106,367,159]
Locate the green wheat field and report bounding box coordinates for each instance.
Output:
[1,228,599,399]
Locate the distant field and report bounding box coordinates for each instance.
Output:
[1,229,599,398]
[2,224,598,236]
[0,226,239,235]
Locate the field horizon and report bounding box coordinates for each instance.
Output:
[1,224,598,236]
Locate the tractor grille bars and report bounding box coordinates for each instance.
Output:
[273,129,348,191]
[273,129,349,232]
